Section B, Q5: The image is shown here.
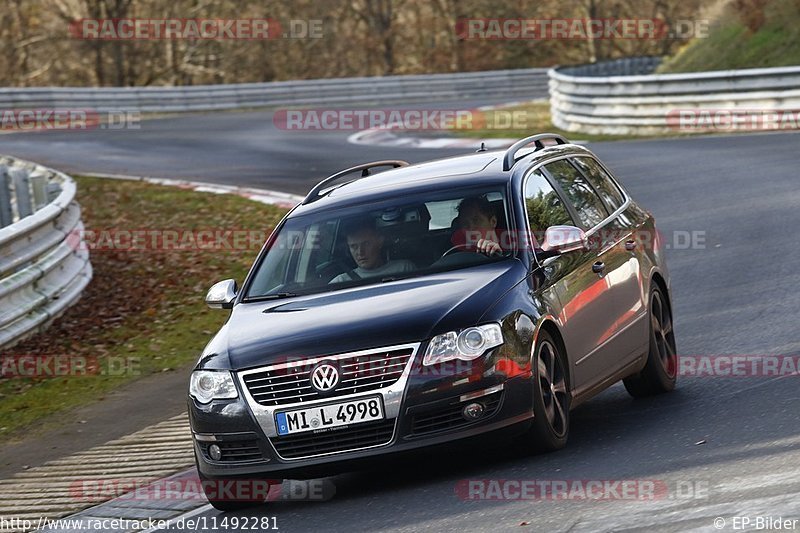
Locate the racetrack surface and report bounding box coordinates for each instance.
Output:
[0,98,519,195]
[3,103,800,532]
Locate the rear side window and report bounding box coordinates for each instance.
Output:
[544,160,608,229]
[572,157,625,212]
[524,169,573,232]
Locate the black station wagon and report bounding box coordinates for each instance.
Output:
[189,133,677,510]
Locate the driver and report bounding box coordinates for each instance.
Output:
[452,195,503,255]
[330,219,415,283]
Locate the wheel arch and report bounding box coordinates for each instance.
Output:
[534,317,573,395]
[649,271,672,312]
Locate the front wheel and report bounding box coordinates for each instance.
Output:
[521,330,570,453]
[623,285,677,397]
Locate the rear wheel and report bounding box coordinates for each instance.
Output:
[623,285,677,397]
[521,330,570,453]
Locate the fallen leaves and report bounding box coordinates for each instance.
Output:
[0,176,287,435]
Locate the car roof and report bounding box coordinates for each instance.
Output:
[290,142,594,216]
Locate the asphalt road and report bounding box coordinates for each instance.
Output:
[0,98,519,195]
[3,106,800,532]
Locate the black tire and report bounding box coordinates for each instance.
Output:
[198,470,280,512]
[521,330,570,453]
[623,285,677,398]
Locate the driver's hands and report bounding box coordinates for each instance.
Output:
[476,238,502,256]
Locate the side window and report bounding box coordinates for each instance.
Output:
[572,157,625,212]
[544,160,608,229]
[524,169,574,233]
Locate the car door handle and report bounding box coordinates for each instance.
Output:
[592,261,605,273]
[625,239,637,251]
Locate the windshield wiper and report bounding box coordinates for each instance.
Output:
[244,292,299,302]
[381,275,414,283]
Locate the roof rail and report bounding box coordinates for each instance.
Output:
[502,133,569,171]
[302,160,409,205]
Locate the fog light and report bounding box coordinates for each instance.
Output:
[462,402,485,421]
[208,444,222,461]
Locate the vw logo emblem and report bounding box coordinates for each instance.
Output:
[310,362,340,392]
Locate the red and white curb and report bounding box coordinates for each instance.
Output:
[83,172,303,209]
[0,414,195,533]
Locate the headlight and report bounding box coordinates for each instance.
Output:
[189,370,238,404]
[423,324,504,366]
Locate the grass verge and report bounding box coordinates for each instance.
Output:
[659,0,800,73]
[0,177,287,438]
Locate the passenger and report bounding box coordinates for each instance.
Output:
[330,219,416,283]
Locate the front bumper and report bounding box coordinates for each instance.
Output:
[189,343,534,480]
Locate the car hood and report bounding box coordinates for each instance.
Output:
[199,260,526,370]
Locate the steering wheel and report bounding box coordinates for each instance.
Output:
[440,243,473,258]
[441,240,505,260]
[315,259,352,281]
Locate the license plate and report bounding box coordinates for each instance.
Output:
[275,396,384,436]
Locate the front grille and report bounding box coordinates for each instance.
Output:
[410,392,503,436]
[270,419,395,459]
[199,439,263,463]
[242,348,414,406]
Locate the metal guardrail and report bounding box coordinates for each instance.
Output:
[0,69,550,113]
[549,57,800,135]
[555,56,662,77]
[0,157,92,349]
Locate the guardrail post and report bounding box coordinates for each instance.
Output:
[10,168,33,219]
[29,170,50,211]
[47,182,62,203]
[0,165,13,228]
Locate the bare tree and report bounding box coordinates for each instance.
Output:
[1,0,707,87]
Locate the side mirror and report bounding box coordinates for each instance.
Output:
[540,225,588,257]
[205,279,238,309]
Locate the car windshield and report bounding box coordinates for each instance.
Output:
[244,186,515,300]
